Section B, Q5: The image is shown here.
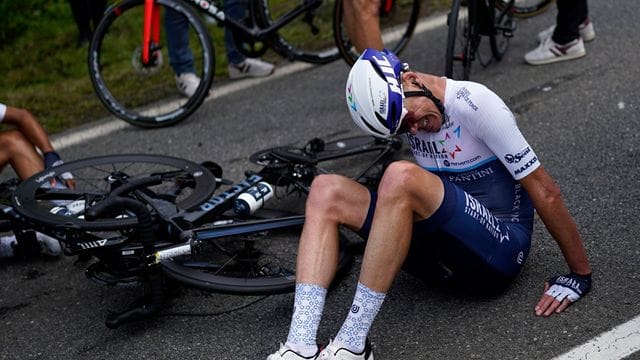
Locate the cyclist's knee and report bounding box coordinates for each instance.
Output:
[307,174,357,219]
[0,130,30,155]
[377,160,440,205]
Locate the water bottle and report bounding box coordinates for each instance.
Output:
[234,182,274,215]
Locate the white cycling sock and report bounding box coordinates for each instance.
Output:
[335,282,386,353]
[0,235,17,258]
[284,283,327,357]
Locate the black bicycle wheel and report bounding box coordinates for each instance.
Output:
[495,0,554,18]
[258,0,341,64]
[12,154,216,231]
[445,0,474,80]
[89,0,215,128]
[162,220,355,294]
[333,0,420,66]
[489,0,514,60]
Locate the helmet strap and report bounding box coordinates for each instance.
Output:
[404,81,446,122]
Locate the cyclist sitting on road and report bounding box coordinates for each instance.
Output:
[267,49,592,360]
[0,103,74,259]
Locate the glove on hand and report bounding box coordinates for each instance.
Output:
[545,272,592,302]
[43,151,73,181]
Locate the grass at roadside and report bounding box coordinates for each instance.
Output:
[0,0,449,135]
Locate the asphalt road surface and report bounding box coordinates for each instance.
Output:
[1,1,638,359]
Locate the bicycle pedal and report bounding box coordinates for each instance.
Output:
[504,31,514,38]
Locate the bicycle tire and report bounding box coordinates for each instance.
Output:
[489,0,513,60]
[495,0,554,18]
[445,0,474,80]
[162,220,355,294]
[257,0,341,64]
[12,154,216,231]
[89,0,215,128]
[333,0,421,66]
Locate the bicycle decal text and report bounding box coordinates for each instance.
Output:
[186,0,225,20]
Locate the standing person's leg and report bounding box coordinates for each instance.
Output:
[165,8,200,96]
[223,0,248,65]
[88,0,107,33]
[552,0,588,44]
[165,8,195,75]
[342,0,383,52]
[68,0,92,46]
[223,0,274,79]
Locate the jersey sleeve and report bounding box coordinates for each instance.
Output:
[468,85,540,180]
[0,103,6,123]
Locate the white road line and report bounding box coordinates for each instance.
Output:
[52,14,449,151]
[551,315,640,360]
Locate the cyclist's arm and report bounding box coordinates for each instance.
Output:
[518,166,592,316]
[2,106,55,155]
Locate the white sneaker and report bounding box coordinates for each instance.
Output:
[267,343,319,360]
[175,72,200,97]
[318,339,373,360]
[228,58,275,79]
[536,18,596,43]
[524,36,586,65]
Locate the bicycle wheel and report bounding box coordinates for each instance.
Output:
[496,0,554,18]
[89,0,215,128]
[445,0,474,80]
[258,0,341,64]
[333,0,421,66]
[489,0,514,60]
[12,154,216,231]
[162,220,355,294]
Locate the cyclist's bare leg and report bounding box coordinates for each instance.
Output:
[296,174,371,287]
[343,0,384,52]
[0,130,44,179]
[296,161,445,292]
[358,160,444,292]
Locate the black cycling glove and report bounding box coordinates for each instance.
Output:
[545,272,592,302]
[43,151,73,182]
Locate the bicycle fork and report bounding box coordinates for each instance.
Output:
[142,0,162,66]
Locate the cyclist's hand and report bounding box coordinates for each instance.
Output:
[534,272,592,317]
[43,151,76,189]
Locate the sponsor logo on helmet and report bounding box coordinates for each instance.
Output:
[378,89,387,115]
[371,55,402,96]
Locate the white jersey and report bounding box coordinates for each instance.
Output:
[406,79,540,226]
[407,79,539,179]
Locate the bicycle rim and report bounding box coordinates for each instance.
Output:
[334,0,420,66]
[89,0,214,128]
[12,154,216,231]
[495,0,554,18]
[445,0,473,80]
[259,0,341,64]
[162,223,354,294]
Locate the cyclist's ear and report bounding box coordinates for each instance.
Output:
[400,71,418,87]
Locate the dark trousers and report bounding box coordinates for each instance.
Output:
[552,0,589,44]
[68,0,107,42]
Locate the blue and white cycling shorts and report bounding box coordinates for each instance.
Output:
[357,178,532,294]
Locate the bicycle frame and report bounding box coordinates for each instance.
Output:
[138,0,324,65]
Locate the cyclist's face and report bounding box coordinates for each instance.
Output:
[401,97,443,135]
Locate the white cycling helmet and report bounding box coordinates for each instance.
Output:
[345,49,408,138]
